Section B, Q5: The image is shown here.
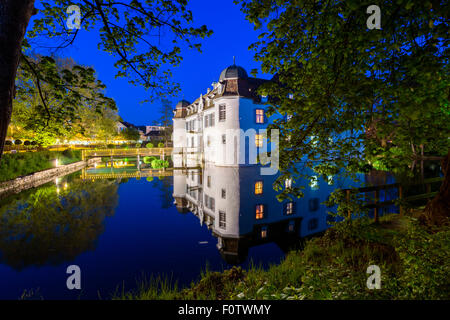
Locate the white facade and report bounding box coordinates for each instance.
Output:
[172,65,275,169]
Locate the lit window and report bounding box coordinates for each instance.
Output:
[285,178,292,189]
[310,175,319,190]
[254,181,263,195]
[219,104,226,121]
[261,226,268,238]
[285,202,294,215]
[255,134,263,148]
[255,109,265,124]
[255,204,265,219]
[219,211,226,229]
[327,175,334,185]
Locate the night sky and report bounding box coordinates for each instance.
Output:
[28,0,269,126]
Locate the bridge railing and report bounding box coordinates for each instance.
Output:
[82,148,173,159]
[342,176,443,222]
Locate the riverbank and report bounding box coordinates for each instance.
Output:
[0,155,100,197]
[0,149,82,182]
[120,211,449,300]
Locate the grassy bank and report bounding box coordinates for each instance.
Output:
[0,149,82,182]
[120,212,449,300]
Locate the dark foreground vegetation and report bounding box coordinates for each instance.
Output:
[119,211,449,300]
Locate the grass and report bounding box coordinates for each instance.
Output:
[0,149,82,182]
[119,212,450,300]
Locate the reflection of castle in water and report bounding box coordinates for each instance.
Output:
[173,165,348,264]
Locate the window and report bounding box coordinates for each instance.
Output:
[285,202,294,215]
[219,211,226,229]
[222,134,226,144]
[254,181,263,195]
[204,116,208,128]
[219,104,226,121]
[326,175,334,186]
[287,220,295,232]
[310,175,319,190]
[210,113,215,127]
[221,189,226,199]
[210,197,215,211]
[255,109,265,124]
[207,176,211,188]
[285,178,292,189]
[309,198,320,212]
[261,226,268,238]
[255,134,263,148]
[308,218,318,231]
[191,137,194,147]
[255,204,265,220]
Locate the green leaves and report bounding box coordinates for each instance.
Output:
[27,0,212,101]
[237,0,449,207]
[13,54,118,145]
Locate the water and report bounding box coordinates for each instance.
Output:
[0,163,384,299]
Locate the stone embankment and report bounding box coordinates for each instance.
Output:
[0,158,101,197]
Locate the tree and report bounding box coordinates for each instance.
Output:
[0,0,212,157]
[157,98,173,145]
[12,54,116,146]
[121,127,140,142]
[238,0,449,221]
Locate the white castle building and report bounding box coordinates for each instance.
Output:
[171,64,347,263]
[172,63,277,171]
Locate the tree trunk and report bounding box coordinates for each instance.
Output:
[422,149,450,226]
[0,0,35,159]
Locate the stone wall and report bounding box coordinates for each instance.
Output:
[0,158,101,197]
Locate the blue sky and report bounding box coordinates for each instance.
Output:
[30,0,269,126]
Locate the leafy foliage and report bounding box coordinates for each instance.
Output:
[237,0,450,210]
[12,55,117,146]
[27,0,213,100]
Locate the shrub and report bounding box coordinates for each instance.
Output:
[151,159,169,169]
[107,144,115,149]
[61,148,74,158]
[5,140,12,146]
[31,141,37,146]
[136,143,141,148]
[143,156,156,164]
[146,143,154,148]
[24,141,31,146]
[158,142,165,148]
[14,139,22,145]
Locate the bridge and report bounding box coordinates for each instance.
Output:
[81,148,173,161]
[81,168,173,180]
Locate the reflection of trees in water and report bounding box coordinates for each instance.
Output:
[150,176,173,209]
[0,179,119,270]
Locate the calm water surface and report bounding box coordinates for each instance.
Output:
[0,164,391,299]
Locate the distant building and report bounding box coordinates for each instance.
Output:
[116,121,147,141]
[116,121,129,133]
[145,130,165,142]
